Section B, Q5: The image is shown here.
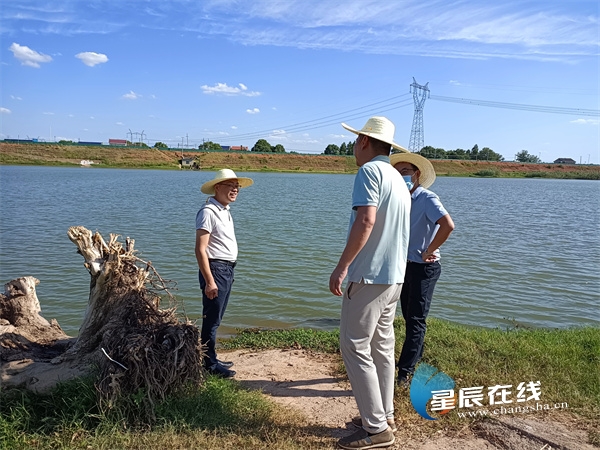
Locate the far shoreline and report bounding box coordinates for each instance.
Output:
[1,142,599,180]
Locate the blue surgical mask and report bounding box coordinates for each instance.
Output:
[403,175,414,191]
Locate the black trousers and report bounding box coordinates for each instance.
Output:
[397,261,441,379]
[199,260,235,370]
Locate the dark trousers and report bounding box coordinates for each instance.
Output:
[199,260,234,370]
[397,261,441,379]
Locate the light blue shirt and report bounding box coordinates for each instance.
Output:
[407,186,448,263]
[347,155,411,284]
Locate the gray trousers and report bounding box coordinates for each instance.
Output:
[340,281,402,434]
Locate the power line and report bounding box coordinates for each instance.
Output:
[430,95,600,117]
[219,94,413,143]
[143,92,598,150]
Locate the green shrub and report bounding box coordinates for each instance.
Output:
[474,169,500,177]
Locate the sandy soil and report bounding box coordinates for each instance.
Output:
[223,348,597,450]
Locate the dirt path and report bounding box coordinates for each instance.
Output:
[224,348,596,449]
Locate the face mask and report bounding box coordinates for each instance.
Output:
[403,175,414,191]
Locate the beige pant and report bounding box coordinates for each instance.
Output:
[340,281,402,434]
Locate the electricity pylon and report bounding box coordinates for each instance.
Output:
[408,78,430,153]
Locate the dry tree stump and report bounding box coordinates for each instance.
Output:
[1,226,203,414]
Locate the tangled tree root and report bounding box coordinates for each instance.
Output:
[1,226,204,421]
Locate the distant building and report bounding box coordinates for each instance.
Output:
[553,158,576,165]
[220,145,249,151]
[109,139,128,146]
[179,157,199,169]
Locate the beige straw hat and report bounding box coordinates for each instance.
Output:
[341,116,408,153]
[200,168,254,195]
[389,152,436,189]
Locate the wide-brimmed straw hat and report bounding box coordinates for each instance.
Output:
[341,116,408,153]
[201,168,254,195]
[389,152,436,189]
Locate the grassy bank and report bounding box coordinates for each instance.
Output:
[1,319,598,449]
[2,142,599,179]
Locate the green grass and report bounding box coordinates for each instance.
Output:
[472,169,500,177]
[1,320,598,449]
[221,327,340,353]
[416,320,599,415]
[526,171,600,180]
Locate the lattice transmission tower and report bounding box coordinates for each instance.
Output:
[408,78,430,153]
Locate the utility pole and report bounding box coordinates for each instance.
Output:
[408,78,430,153]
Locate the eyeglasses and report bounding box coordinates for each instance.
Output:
[218,182,242,190]
[398,168,416,176]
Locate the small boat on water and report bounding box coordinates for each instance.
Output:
[80,160,94,166]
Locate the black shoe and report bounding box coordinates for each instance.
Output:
[207,365,236,378]
[217,359,234,368]
[397,372,412,389]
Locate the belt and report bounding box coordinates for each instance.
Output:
[209,259,237,268]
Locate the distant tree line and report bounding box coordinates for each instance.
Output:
[250,139,286,153]
[322,142,505,161]
[198,141,222,151]
[323,140,355,155]
[514,150,541,163]
[191,139,286,153]
[417,144,503,161]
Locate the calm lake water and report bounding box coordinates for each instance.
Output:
[1,165,599,336]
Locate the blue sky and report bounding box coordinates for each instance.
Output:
[1,0,598,163]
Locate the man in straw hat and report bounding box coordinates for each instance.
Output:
[389,152,455,387]
[330,116,410,449]
[196,169,253,378]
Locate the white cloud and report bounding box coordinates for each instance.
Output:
[192,2,597,62]
[0,107,11,114]
[9,43,52,68]
[75,51,108,67]
[116,122,123,125]
[202,82,261,96]
[449,80,461,86]
[246,108,260,114]
[272,129,286,135]
[43,112,55,115]
[231,125,238,129]
[571,118,600,126]
[10,95,22,100]
[122,90,141,100]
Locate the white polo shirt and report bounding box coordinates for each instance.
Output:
[195,197,238,261]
